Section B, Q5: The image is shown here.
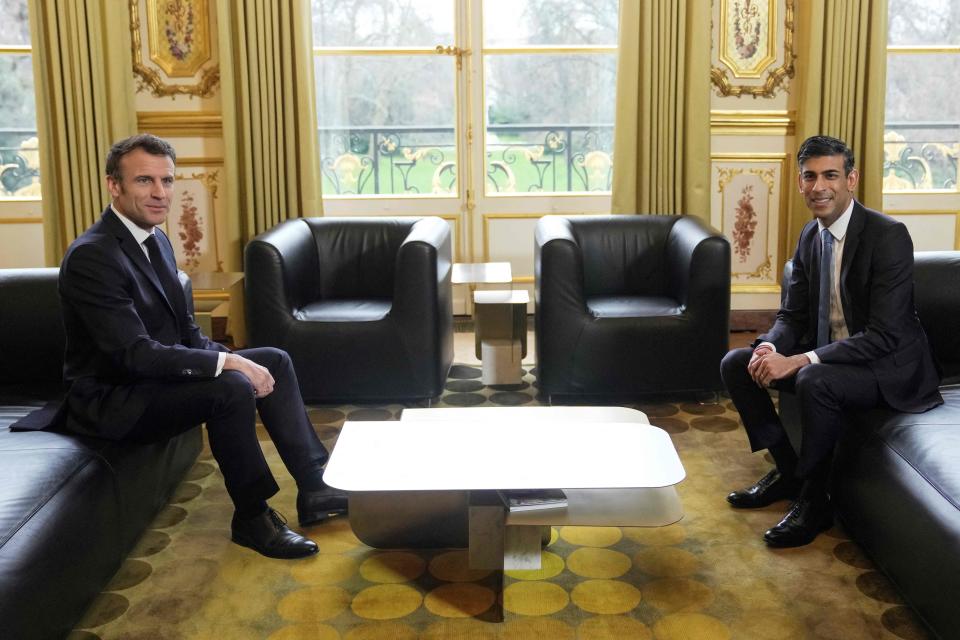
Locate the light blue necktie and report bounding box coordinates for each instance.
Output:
[816,228,834,348]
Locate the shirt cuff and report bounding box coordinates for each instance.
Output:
[756,342,776,352]
[215,352,226,376]
[805,350,820,365]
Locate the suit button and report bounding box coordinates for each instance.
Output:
[182,369,193,375]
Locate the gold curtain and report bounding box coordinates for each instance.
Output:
[611,1,711,219]
[217,0,323,263]
[790,1,888,245]
[28,0,137,265]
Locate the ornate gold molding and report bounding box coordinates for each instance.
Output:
[710,110,795,135]
[146,0,212,77]
[711,0,795,98]
[137,111,222,137]
[130,0,219,98]
[166,169,223,271]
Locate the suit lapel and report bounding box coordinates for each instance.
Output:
[102,208,178,319]
[839,203,865,327]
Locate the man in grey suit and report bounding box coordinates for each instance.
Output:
[54,134,345,558]
[721,136,942,547]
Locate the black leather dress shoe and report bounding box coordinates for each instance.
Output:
[231,509,318,559]
[297,482,349,526]
[727,469,801,509]
[764,498,833,548]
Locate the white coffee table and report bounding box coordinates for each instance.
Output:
[323,406,685,571]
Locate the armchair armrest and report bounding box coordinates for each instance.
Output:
[244,219,319,346]
[665,216,730,314]
[392,217,452,324]
[534,215,587,317]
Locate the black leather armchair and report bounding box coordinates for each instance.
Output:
[245,217,454,402]
[534,214,730,398]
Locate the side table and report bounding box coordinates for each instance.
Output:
[474,289,528,385]
[189,272,246,348]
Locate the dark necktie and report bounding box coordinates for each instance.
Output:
[143,233,186,331]
[816,228,834,348]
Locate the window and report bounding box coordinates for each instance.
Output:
[0,0,39,198]
[884,1,960,192]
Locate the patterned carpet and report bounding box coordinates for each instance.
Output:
[69,365,933,639]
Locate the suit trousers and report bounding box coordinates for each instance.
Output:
[124,347,328,510]
[720,347,882,478]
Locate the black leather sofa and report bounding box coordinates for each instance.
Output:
[778,252,960,639]
[534,214,730,399]
[0,268,201,640]
[245,216,453,403]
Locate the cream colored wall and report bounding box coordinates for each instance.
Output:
[0,199,42,268]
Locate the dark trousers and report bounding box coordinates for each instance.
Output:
[125,347,328,510]
[720,347,882,478]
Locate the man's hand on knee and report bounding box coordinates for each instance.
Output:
[747,345,774,385]
[752,352,810,387]
[224,353,275,398]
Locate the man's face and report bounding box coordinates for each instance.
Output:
[106,149,175,230]
[798,154,859,228]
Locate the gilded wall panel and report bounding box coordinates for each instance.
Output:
[711,0,795,99]
[163,167,224,273]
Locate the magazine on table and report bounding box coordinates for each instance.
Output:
[497,488,568,512]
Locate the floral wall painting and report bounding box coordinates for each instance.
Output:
[711,0,795,98]
[712,156,786,290]
[164,170,223,273]
[131,0,220,98]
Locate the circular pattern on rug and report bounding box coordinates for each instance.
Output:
[290,554,358,585]
[186,461,216,480]
[169,482,202,503]
[76,593,129,629]
[577,615,652,640]
[502,581,569,616]
[650,417,689,434]
[811,608,877,639]
[105,559,153,591]
[351,584,423,620]
[680,402,725,416]
[428,550,492,582]
[347,408,394,421]
[308,408,346,424]
[653,613,730,640]
[691,416,739,433]
[560,526,622,547]
[636,403,679,418]
[268,623,340,640]
[489,391,534,406]
[151,505,188,528]
[449,365,482,379]
[634,547,700,577]
[424,583,495,617]
[643,578,715,613]
[503,618,575,640]
[126,592,203,626]
[881,606,930,640]
[442,392,487,407]
[445,379,485,393]
[832,541,873,569]
[624,524,686,546]
[278,586,351,622]
[343,621,418,640]
[151,558,218,591]
[567,548,631,579]
[505,551,564,581]
[488,381,530,391]
[856,571,904,604]
[732,611,807,640]
[571,579,642,614]
[316,426,340,440]
[359,552,426,583]
[128,530,171,558]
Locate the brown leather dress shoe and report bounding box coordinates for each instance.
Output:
[727,469,801,509]
[764,498,833,547]
[231,508,318,558]
[297,481,349,526]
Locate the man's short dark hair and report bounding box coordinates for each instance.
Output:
[797,135,855,175]
[105,134,176,181]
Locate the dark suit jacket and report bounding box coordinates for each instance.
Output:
[757,202,942,413]
[51,207,229,438]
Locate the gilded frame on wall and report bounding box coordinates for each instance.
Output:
[163,169,224,273]
[130,0,219,98]
[711,0,795,98]
[711,154,788,293]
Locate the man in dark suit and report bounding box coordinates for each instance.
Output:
[55,133,345,559]
[720,135,942,547]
